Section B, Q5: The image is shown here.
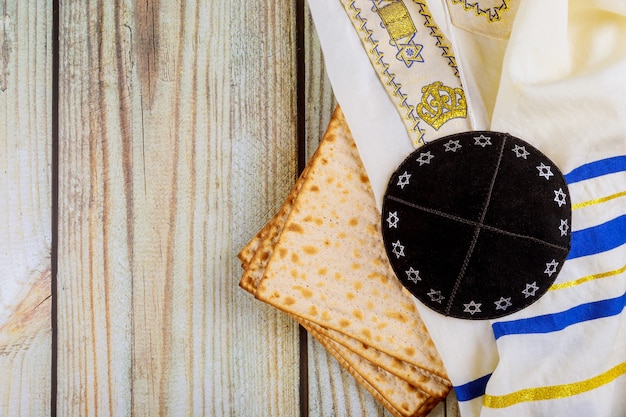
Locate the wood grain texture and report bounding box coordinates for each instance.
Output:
[303,3,336,163]
[444,389,461,417]
[58,1,299,415]
[0,0,52,415]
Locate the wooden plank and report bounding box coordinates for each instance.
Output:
[58,1,299,415]
[309,337,391,417]
[445,389,461,417]
[229,0,300,415]
[302,4,336,162]
[0,1,52,416]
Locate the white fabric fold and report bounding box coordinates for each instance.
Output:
[307,0,626,415]
[307,0,414,208]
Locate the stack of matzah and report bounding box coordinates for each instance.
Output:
[239,107,451,417]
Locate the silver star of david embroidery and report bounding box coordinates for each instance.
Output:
[397,171,411,189]
[427,289,445,304]
[544,259,560,277]
[444,140,462,152]
[522,282,539,298]
[494,296,513,311]
[392,240,405,258]
[386,211,399,229]
[405,267,421,283]
[512,144,530,159]
[474,134,492,147]
[463,300,482,315]
[554,188,567,207]
[416,151,434,166]
[536,163,554,180]
[559,219,569,236]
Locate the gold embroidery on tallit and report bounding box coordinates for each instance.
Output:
[344,0,427,142]
[450,0,510,22]
[341,0,469,145]
[417,82,467,130]
[376,2,416,41]
[409,0,459,76]
[445,0,519,39]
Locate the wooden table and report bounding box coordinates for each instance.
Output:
[0,1,459,415]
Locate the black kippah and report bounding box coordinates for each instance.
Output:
[381,131,572,320]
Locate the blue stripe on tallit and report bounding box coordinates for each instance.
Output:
[564,155,626,184]
[454,157,626,404]
[454,373,492,402]
[568,215,626,259]
[492,291,626,340]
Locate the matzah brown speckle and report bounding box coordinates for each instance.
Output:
[239,106,451,416]
[239,166,451,399]
[255,108,446,379]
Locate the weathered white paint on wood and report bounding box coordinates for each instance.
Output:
[0,0,52,415]
[58,1,299,415]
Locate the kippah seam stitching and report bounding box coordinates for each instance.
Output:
[386,195,569,252]
[445,136,507,315]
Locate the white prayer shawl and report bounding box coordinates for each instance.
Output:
[307,0,626,416]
